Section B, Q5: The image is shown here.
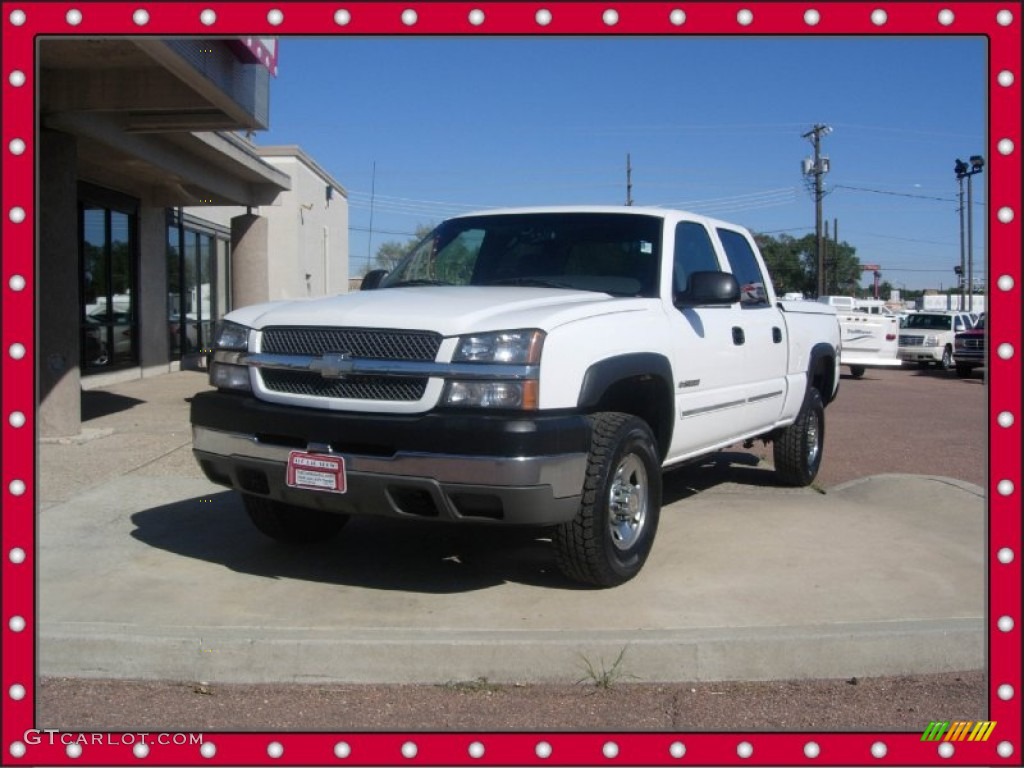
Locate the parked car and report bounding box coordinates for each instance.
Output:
[898,311,975,370]
[953,316,986,377]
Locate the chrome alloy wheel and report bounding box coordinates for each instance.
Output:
[608,453,648,551]
[806,408,822,469]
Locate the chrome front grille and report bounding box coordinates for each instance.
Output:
[899,336,924,347]
[961,337,984,350]
[261,370,427,401]
[261,327,442,361]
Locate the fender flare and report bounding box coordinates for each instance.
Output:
[576,352,675,457]
[807,341,839,405]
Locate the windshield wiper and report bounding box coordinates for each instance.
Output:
[486,277,574,289]
[387,279,451,287]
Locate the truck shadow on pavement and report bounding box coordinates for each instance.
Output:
[128,451,784,594]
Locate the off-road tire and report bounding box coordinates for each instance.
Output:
[553,413,661,588]
[243,495,348,544]
[773,388,825,487]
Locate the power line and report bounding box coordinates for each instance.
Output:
[835,183,954,201]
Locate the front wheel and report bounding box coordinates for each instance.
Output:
[939,346,953,370]
[243,495,349,544]
[773,388,825,487]
[553,413,661,588]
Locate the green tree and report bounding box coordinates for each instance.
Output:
[369,223,435,274]
[753,231,862,297]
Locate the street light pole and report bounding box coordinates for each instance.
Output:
[955,160,967,309]
[955,156,984,313]
[967,156,984,313]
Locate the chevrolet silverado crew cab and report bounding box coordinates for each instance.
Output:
[192,206,841,587]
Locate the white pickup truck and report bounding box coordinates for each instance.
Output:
[192,206,841,586]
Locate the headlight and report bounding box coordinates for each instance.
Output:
[444,329,544,409]
[209,321,252,392]
[453,330,544,364]
[213,320,251,351]
[924,335,940,347]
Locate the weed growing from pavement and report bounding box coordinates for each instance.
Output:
[440,677,503,694]
[576,646,634,690]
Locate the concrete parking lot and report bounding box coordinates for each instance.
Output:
[36,368,986,688]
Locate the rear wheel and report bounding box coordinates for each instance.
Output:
[849,365,866,378]
[773,388,825,487]
[242,495,348,544]
[553,413,661,588]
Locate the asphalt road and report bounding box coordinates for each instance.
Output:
[38,365,989,732]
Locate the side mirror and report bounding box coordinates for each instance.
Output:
[360,269,388,291]
[675,271,740,306]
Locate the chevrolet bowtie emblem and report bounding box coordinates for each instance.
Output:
[310,352,355,378]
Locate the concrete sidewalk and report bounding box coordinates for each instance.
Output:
[37,372,985,684]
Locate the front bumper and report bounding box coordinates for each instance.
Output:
[898,347,944,363]
[190,391,589,525]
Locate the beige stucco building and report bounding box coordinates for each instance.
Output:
[37,38,348,438]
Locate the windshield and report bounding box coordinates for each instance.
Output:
[379,213,663,298]
[904,314,953,330]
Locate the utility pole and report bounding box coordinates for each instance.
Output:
[802,124,832,297]
[625,153,633,206]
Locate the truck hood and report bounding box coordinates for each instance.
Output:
[227,286,652,337]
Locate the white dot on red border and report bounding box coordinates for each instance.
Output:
[938,9,954,25]
[997,547,1015,563]
[997,615,1014,632]
[996,9,1014,26]
[9,616,26,632]
[536,9,552,26]
[66,8,82,25]
[267,741,283,758]
[200,742,216,758]
[9,274,26,291]
[468,9,484,25]
[334,742,351,758]
[9,343,26,360]
[804,9,821,25]
[998,70,1015,87]
[871,742,888,758]
[200,8,216,25]
[997,207,1014,223]
[9,138,26,155]
[10,411,27,428]
[871,9,887,25]
[9,70,27,87]
[133,743,149,758]
[133,9,149,25]
[737,9,753,25]
[9,9,26,25]
[334,9,351,25]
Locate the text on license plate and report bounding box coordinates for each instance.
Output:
[286,451,347,494]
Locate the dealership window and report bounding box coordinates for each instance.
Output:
[167,210,231,359]
[79,185,139,372]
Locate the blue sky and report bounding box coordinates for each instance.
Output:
[259,35,987,291]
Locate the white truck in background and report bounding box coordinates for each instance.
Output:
[192,207,841,587]
[818,296,901,378]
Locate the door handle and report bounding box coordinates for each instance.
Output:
[773,327,783,343]
[732,327,745,345]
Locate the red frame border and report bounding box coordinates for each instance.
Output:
[2,2,1020,766]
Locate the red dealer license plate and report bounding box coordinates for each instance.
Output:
[286,451,347,494]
